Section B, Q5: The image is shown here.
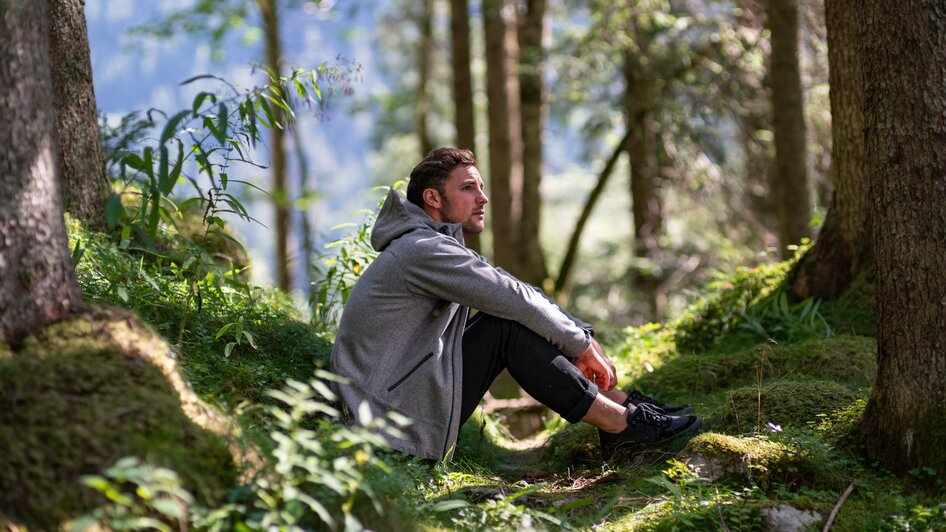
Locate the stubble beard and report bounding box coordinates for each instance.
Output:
[439,198,484,236]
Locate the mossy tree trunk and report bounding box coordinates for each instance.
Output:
[47,0,108,231]
[484,0,523,275]
[787,0,871,300]
[767,0,811,258]
[517,0,548,286]
[0,0,84,346]
[450,0,480,253]
[860,0,946,477]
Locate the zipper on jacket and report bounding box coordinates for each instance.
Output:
[387,352,434,392]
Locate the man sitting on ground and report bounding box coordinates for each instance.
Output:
[331,148,701,461]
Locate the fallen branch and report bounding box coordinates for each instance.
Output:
[823,481,856,532]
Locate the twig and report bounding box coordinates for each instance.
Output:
[716,487,731,532]
[823,481,856,532]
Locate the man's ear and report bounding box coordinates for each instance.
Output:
[423,188,442,210]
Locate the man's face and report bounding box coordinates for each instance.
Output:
[431,165,489,235]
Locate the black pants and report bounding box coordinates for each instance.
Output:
[458,313,599,427]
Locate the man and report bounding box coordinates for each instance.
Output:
[331,148,700,461]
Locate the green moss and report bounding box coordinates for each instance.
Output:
[685,433,818,490]
[0,307,237,529]
[539,420,601,469]
[66,216,331,407]
[633,335,876,398]
[672,260,793,353]
[722,380,867,433]
[824,268,876,337]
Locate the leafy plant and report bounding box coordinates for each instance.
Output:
[308,184,406,334]
[738,289,834,344]
[77,373,413,531]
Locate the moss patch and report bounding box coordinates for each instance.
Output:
[824,268,876,337]
[0,307,237,529]
[722,380,867,433]
[540,421,601,470]
[683,432,843,489]
[632,335,876,398]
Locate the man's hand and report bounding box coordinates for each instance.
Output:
[575,338,617,391]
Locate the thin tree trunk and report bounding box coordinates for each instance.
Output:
[768,0,811,258]
[517,0,547,286]
[450,0,480,252]
[625,24,663,321]
[554,131,630,300]
[860,0,946,477]
[258,0,292,291]
[788,0,870,300]
[0,1,83,346]
[47,0,108,230]
[416,0,435,158]
[483,0,522,274]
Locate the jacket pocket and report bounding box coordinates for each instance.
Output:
[387,352,434,392]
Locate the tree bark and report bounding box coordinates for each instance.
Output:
[860,0,946,477]
[484,0,523,274]
[788,0,870,300]
[0,0,84,346]
[516,0,547,286]
[625,20,663,321]
[257,0,292,292]
[450,0,480,252]
[767,0,811,258]
[416,0,435,158]
[46,0,108,231]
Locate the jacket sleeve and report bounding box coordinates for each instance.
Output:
[491,264,594,336]
[396,234,592,357]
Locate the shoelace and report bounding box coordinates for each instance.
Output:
[628,390,660,406]
[633,403,671,428]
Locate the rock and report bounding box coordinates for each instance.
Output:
[764,504,822,531]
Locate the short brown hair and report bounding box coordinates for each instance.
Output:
[407,147,477,207]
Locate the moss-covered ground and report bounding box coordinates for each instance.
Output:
[4,220,944,530]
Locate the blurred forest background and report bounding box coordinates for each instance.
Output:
[88,0,830,340]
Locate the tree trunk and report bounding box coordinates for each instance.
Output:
[483,0,523,274]
[416,0,435,158]
[0,1,84,346]
[625,22,663,321]
[450,0,480,252]
[258,0,292,292]
[516,0,547,286]
[46,0,108,231]
[787,0,870,300]
[860,0,946,477]
[768,0,811,258]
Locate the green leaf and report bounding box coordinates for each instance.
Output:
[215,322,235,341]
[160,110,190,144]
[157,145,170,194]
[216,102,228,144]
[117,285,129,303]
[191,91,217,114]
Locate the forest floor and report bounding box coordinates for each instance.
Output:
[3,218,944,530]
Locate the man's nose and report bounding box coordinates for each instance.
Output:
[478,189,489,205]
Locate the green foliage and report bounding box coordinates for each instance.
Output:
[738,289,834,344]
[672,260,792,353]
[75,457,194,532]
[77,374,414,531]
[67,216,331,408]
[309,207,379,334]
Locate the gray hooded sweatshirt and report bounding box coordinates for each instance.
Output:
[331,188,592,460]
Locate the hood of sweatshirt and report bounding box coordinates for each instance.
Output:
[370,188,464,252]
